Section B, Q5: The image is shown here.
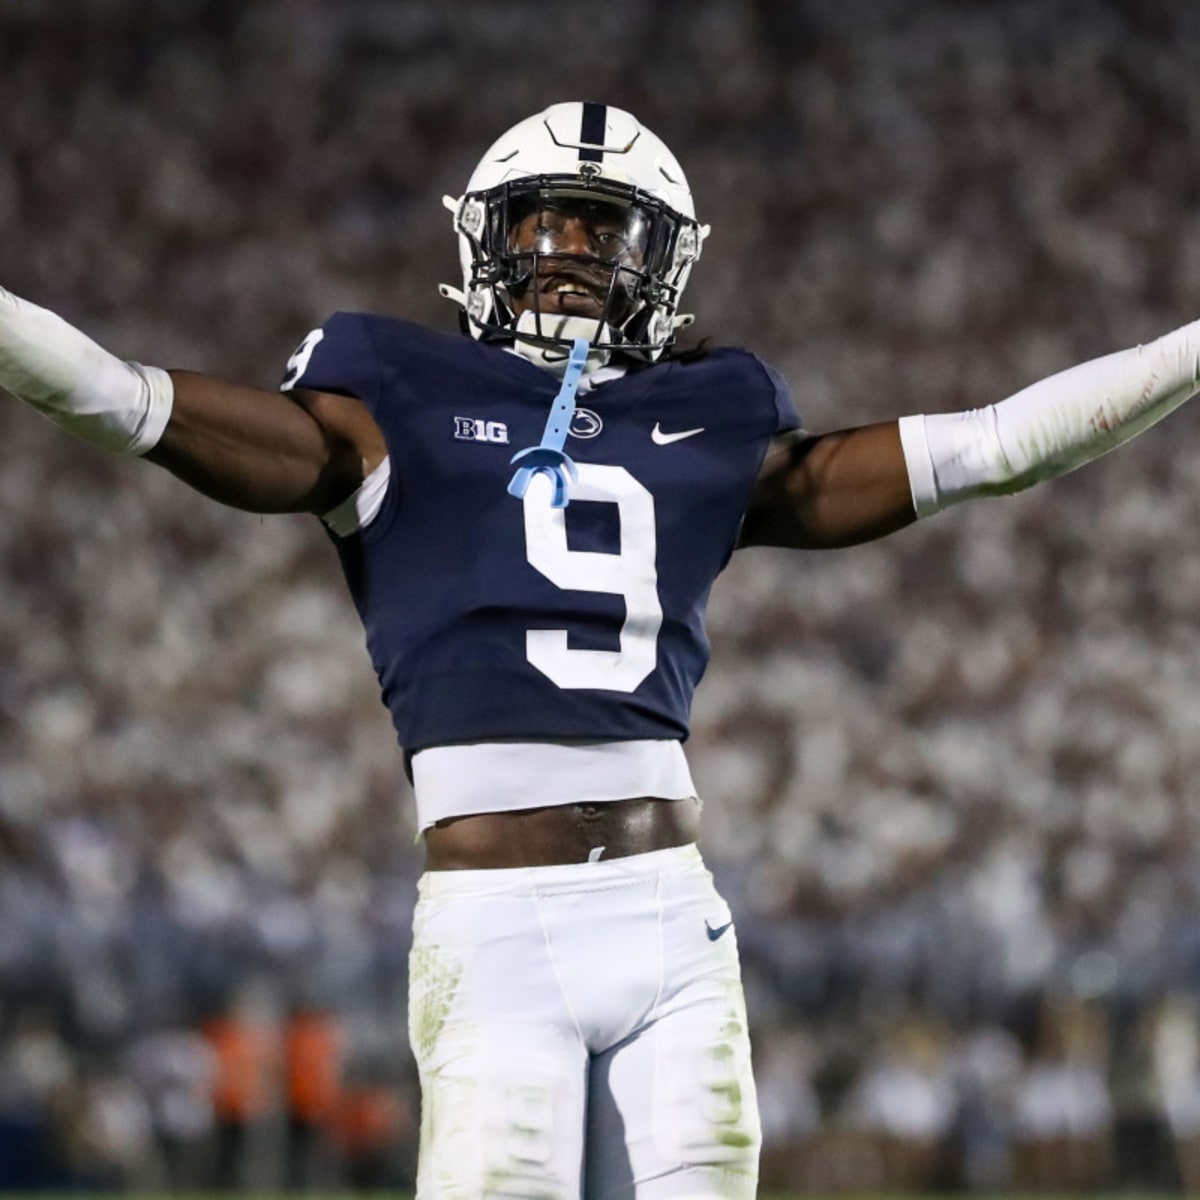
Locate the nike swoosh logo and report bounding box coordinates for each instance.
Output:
[651,422,705,445]
[705,919,734,941]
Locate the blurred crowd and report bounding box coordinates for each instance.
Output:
[4,0,1200,1191]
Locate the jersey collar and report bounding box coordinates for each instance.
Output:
[501,344,628,392]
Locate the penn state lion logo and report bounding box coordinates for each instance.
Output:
[569,408,603,439]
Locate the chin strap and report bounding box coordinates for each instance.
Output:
[507,337,590,509]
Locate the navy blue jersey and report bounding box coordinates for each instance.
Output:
[286,315,800,754]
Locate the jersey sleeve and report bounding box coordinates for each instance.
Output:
[280,312,392,538]
[760,359,802,435]
[279,311,381,406]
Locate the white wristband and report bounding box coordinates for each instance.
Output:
[0,285,173,455]
[900,318,1200,517]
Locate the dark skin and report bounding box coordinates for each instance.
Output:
[145,211,916,869]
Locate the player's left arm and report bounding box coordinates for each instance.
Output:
[739,422,915,549]
[739,316,1200,550]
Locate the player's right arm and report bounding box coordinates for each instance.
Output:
[0,284,385,515]
[147,372,385,515]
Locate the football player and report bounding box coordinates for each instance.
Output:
[3,102,1199,1198]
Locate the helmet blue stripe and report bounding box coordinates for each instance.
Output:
[578,102,607,162]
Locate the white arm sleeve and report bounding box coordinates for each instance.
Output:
[899,318,1200,517]
[0,284,173,455]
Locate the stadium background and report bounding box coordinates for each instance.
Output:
[2,0,1200,1191]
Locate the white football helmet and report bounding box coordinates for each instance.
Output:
[440,102,709,367]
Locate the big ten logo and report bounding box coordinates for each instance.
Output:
[454,417,510,444]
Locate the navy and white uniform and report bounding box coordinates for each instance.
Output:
[286,314,800,1200]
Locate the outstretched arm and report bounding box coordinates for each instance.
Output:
[147,372,384,514]
[0,285,385,515]
[740,318,1200,549]
[740,422,916,549]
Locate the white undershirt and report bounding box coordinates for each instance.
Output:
[410,739,697,832]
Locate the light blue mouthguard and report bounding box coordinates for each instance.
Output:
[507,337,590,509]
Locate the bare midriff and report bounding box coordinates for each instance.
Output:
[422,796,701,870]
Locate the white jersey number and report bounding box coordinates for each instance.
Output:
[522,464,662,692]
[280,327,325,392]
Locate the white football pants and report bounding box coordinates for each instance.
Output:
[408,843,759,1199]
